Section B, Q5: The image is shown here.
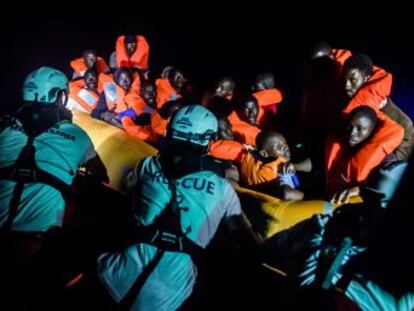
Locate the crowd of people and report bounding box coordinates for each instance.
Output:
[1,32,413,310]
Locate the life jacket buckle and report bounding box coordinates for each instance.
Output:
[11,167,36,183]
[150,230,183,252]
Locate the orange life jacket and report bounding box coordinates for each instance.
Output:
[253,88,283,127]
[70,56,109,76]
[240,152,287,186]
[209,140,245,161]
[98,73,139,114]
[150,109,168,138]
[122,75,152,115]
[121,117,157,144]
[115,35,149,71]
[155,78,181,109]
[343,66,393,115]
[332,48,352,66]
[228,111,261,146]
[68,79,100,113]
[325,111,404,196]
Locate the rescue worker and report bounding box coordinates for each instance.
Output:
[0,66,100,308]
[261,156,414,310]
[97,105,260,310]
[0,66,97,234]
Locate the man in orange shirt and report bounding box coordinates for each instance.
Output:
[210,131,311,200]
[241,131,310,199]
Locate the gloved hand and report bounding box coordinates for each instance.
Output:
[117,108,138,120]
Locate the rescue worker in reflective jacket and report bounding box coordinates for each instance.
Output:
[97,104,260,310]
[0,66,96,234]
[0,66,100,308]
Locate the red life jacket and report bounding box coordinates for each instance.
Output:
[115,35,149,71]
[155,78,181,109]
[209,140,245,161]
[325,111,404,196]
[98,73,140,114]
[332,48,352,66]
[228,111,261,146]
[123,75,153,115]
[253,88,283,127]
[68,79,100,113]
[343,66,393,115]
[121,117,157,144]
[150,110,168,139]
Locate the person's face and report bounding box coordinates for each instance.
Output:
[83,51,97,68]
[126,42,137,56]
[171,71,185,90]
[141,84,157,109]
[84,72,98,90]
[254,77,273,91]
[117,72,132,90]
[215,80,234,98]
[346,114,376,147]
[218,119,234,140]
[266,137,291,160]
[241,99,259,125]
[343,68,369,98]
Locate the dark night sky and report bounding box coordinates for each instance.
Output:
[1,7,413,116]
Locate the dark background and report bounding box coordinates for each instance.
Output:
[1,7,413,117]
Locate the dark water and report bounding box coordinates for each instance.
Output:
[2,14,413,117]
